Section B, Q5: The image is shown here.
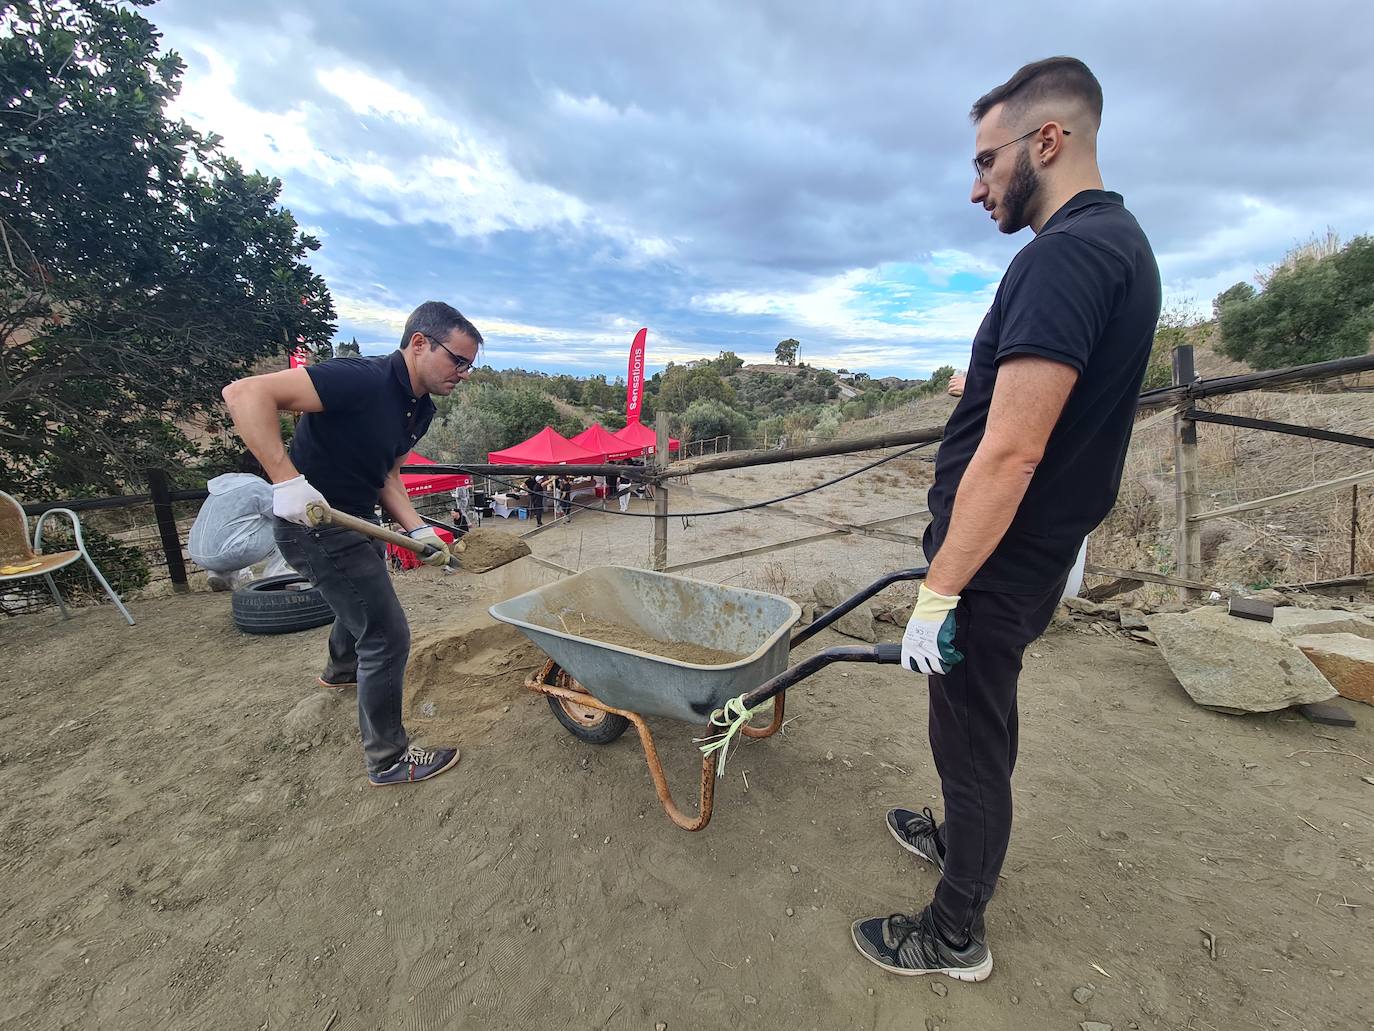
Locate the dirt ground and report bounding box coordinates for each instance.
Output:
[3,458,1373,1031]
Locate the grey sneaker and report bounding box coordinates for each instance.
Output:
[851,907,992,981]
[886,806,945,872]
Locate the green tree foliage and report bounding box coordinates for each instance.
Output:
[46,522,150,598]
[0,0,335,497]
[579,374,619,409]
[469,385,562,444]
[1141,302,1205,390]
[1211,282,1255,320]
[923,366,955,396]
[1217,236,1374,369]
[335,336,362,357]
[679,398,750,442]
[713,350,744,374]
[421,401,508,464]
[774,338,799,365]
[653,362,735,412]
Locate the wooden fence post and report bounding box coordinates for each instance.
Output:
[1171,346,1202,601]
[145,468,189,593]
[653,416,670,571]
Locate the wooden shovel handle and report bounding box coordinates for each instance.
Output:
[304,502,462,566]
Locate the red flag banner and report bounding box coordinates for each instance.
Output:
[289,345,311,369]
[625,328,647,424]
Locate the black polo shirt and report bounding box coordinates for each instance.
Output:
[289,351,436,518]
[925,190,1161,594]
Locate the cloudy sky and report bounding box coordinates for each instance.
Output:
[149,0,1372,379]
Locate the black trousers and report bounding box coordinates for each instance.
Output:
[274,519,411,774]
[927,576,1065,938]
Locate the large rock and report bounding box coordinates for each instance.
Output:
[1293,633,1374,706]
[1145,606,1336,713]
[809,576,877,643]
[1272,608,1374,640]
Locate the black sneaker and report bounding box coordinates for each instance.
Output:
[851,907,992,981]
[368,745,461,786]
[318,672,357,690]
[886,806,945,872]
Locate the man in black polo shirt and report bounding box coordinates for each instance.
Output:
[222,301,483,787]
[851,58,1160,980]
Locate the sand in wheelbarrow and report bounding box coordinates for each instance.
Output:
[456,528,531,573]
[568,617,746,665]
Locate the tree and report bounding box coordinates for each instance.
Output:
[774,338,799,365]
[469,385,561,445]
[1141,301,1203,390]
[713,350,744,374]
[655,362,735,412]
[422,402,507,464]
[923,365,955,396]
[1211,282,1255,320]
[1218,236,1374,369]
[679,398,750,443]
[335,336,362,357]
[579,374,619,409]
[0,0,335,497]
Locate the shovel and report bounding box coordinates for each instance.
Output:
[305,502,466,569]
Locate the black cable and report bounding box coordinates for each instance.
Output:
[475,440,935,519]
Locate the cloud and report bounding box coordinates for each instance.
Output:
[149,0,1374,378]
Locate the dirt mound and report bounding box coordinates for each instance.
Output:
[457,527,531,573]
[404,619,543,742]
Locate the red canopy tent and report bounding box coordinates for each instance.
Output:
[613,420,680,456]
[401,451,471,496]
[571,424,642,461]
[487,427,604,465]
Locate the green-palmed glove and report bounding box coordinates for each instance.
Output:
[900,584,964,675]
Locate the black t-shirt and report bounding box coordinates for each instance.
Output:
[523,476,543,500]
[289,351,435,518]
[925,190,1161,594]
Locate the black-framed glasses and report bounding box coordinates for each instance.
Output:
[424,333,475,373]
[972,126,1069,182]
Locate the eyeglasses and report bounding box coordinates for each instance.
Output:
[424,333,475,373]
[972,125,1069,182]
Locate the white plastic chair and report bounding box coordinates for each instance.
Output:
[0,490,135,625]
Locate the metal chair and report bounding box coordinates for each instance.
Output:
[0,490,135,625]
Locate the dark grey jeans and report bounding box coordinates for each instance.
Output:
[274,518,410,774]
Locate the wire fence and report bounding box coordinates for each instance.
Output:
[11,351,1374,619]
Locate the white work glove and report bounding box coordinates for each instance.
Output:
[900,584,965,675]
[407,526,451,568]
[272,474,328,526]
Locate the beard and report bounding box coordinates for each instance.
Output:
[997,146,1041,234]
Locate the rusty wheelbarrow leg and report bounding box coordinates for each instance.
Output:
[526,662,718,831]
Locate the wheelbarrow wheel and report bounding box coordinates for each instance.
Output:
[544,665,630,745]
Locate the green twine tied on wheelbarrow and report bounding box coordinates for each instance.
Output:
[695,693,755,776]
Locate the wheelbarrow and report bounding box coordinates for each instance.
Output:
[488,564,927,830]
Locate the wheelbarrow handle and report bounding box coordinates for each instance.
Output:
[732,642,904,715]
[304,502,464,569]
[790,566,928,647]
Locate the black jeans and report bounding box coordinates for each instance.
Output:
[529,493,544,526]
[274,519,410,774]
[927,576,1066,939]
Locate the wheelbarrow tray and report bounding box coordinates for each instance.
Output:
[489,565,801,723]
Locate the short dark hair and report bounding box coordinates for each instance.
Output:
[970,57,1102,127]
[400,300,484,351]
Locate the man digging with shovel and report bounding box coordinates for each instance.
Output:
[223,301,482,786]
